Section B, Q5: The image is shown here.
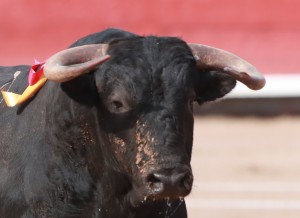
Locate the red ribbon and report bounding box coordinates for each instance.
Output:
[28,59,45,86]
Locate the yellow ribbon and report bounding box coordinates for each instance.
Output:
[1,76,47,107]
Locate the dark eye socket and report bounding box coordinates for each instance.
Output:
[111,100,123,110]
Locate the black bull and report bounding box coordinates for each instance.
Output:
[0,28,265,217]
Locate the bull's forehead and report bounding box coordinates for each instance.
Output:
[100,36,197,104]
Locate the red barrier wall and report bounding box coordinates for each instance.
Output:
[1,0,300,74]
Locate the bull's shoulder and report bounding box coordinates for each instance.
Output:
[69,28,138,47]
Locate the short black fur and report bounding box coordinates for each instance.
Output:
[0,28,236,218]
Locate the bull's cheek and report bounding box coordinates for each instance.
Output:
[111,136,132,171]
[79,123,96,144]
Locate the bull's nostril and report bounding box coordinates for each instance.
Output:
[171,172,193,192]
[147,174,164,193]
[181,173,193,191]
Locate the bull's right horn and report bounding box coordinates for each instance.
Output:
[44,44,110,82]
[189,43,266,90]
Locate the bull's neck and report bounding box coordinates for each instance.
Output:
[43,80,116,175]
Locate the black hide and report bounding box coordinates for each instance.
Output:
[0,28,236,218]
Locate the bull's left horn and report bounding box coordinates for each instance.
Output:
[44,44,110,82]
[188,43,265,90]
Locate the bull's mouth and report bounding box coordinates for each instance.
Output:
[125,187,190,208]
[125,188,186,208]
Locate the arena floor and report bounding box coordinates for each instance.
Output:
[186,116,300,218]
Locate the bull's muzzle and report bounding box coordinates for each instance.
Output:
[145,166,193,199]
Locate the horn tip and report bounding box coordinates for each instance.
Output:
[246,74,266,90]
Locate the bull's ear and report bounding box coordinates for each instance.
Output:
[195,71,236,104]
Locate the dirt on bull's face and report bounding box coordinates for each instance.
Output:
[111,136,127,164]
[113,137,126,149]
[135,120,158,176]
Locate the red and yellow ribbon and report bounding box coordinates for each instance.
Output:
[1,60,47,107]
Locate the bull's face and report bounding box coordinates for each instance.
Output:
[95,37,197,205]
[43,35,265,206]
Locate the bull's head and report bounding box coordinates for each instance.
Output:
[43,37,265,206]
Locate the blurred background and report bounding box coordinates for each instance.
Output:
[1,0,300,217]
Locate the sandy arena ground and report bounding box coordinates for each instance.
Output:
[186,116,300,218]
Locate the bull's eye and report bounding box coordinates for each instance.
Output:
[107,92,131,113]
[111,100,123,110]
